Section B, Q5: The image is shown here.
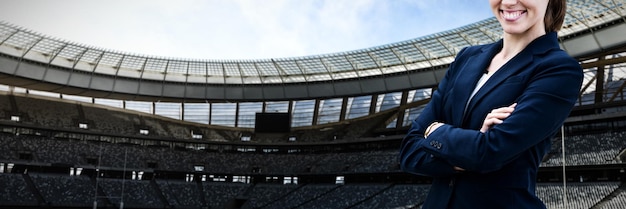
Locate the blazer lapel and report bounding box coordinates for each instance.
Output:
[463,33,559,121]
[463,50,533,119]
[450,42,502,126]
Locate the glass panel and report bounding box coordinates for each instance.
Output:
[317,98,342,125]
[126,101,152,114]
[347,95,371,119]
[0,84,9,92]
[378,92,402,112]
[188,62,206,76]
[28,90,59,98]
[211,103,236,127]
[144,58,168,73]
[184,103,210,124]
[291,100,315,127]
[386,117,398,129]
[265,101,289,113]
[155,102,181,120]
[407,88,432,102]
[238,102,262,128]
[94,98,123,108]
[403,105,427,127]
[12,87,27,94]
[62,94,92,103]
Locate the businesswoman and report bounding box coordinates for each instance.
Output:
[399,0,583,208]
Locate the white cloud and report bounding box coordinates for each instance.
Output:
[0,0,493,60]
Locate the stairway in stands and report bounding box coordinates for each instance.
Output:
[591,182,626,209]
[22,173,46,206]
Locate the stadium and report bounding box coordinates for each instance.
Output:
[1,0,626,208]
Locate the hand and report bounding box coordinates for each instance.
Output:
[453,166,465,172]
[424,122,445,138]
[480,103,517,133]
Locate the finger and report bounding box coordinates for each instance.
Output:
[482,118,503,130]
[486,118,504,125]
[494,103,516,114]
[490,108,513,114]
[496,106,515,113]
[482,117,503,127]
[481,118,503,133]
[486,112,511,120]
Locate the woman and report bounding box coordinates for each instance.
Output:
[399,0,582,208]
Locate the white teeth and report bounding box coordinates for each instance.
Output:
[503,11,523,19]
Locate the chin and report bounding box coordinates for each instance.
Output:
[501,26,529,35]
[503,29,525,35]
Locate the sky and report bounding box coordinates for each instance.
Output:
[0,0,494,60]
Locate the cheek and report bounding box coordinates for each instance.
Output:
[535,0,550,16]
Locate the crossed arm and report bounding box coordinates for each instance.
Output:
[426,103,517,137]
[422,103,517,172]
[400,65,581,177]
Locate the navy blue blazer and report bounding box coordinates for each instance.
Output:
[399,32,583,209]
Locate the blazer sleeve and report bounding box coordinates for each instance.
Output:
[399,47,471,177]
[422,53,583,173]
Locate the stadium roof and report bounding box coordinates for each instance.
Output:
[0,0,625,101]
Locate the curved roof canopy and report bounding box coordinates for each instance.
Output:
[0,0,625,101]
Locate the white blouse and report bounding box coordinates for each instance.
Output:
[465,71,493,112]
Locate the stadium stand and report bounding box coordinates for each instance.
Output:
[0,173,38,207]
[600,188,626,209]
[30,173,95,207]
[542,132,626,167]
[1,129,626,208]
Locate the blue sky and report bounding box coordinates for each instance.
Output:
[0,0,493,60]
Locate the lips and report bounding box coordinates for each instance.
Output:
[500,10,527,21]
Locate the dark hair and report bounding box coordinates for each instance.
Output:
[545,0,567,32]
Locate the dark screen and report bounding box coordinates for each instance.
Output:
[255,112,291,133]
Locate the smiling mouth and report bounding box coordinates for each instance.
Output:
[500,10,527,21]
